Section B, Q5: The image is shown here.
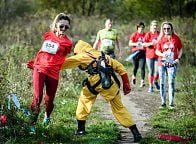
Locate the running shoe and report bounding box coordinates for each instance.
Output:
[148,86,154,93]
[140,81,145,87]
[169,105,175,109]
[132,78,136,85]
[154,81,160,91]
[30,125,36,134]
[43,117,50,127]
[159,103,166,109]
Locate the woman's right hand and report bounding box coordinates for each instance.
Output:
[137,42,144,50]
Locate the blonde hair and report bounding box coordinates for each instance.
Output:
[150,20,158,32]
[50,13,70,32]
[157,21,175,42]
[150,20,158,26]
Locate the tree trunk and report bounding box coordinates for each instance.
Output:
[167,0,172,18]
[178,0,182,17]
[82,0,85,16]
[88,0,94,16]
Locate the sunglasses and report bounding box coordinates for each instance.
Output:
[163,28,171,30]
[59,25,69,29]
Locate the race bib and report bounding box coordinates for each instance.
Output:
[137,42,143,49]
[163,42,174,49]
[152,39,157,44]
[102,39,113,47]
[163,49,174,62]
[41,40,59,54]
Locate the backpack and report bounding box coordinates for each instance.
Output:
[97,52,113,89]
[79,52,120,90]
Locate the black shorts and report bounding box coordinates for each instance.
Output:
[102,51,115,59]
[133,51,146,60]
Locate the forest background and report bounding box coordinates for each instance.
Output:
[0,0,195,143]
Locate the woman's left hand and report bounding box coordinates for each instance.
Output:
[174,59,180,64]
[26,60,35,70]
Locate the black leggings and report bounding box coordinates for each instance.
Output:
[132,51,146,80]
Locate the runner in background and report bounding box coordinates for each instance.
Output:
[26,13,73,134]
[128,22,146,87]
[93,19,121,59]
[143,20,160,92]
[156,21,183,109]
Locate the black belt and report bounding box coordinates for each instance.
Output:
[82,73,120,95]
[82,78,101,95]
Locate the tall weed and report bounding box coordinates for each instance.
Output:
[178,66,196,115]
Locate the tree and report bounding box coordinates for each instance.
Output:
[0,0,33,24]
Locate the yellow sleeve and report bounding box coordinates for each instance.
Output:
[108,57,127,75]
[61,54,92,70]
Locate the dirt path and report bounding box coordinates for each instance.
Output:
[96,84,161,143]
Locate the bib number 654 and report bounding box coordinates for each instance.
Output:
[41,40,59,54]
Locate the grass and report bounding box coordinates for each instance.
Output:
[140,66,196,144]
[142,109,196,144]
[0,43,118,143]
[0,85,119,144]
[0,48,125,144]
[123,62,196,144]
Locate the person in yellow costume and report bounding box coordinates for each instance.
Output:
[61,40,142,142]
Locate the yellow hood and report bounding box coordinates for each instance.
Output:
[74,40,94,54]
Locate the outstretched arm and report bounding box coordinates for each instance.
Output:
[61,54,92,70]
[61,55,82,70]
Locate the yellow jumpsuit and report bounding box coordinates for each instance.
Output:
[61,40,135,128]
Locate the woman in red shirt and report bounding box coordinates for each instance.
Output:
[156,21,183,109]
[143,20,160,92]
[28,13,73,134]
[128,22,146,87]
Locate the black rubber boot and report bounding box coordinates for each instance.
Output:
[75,120,86,135]
[129,124,142,142]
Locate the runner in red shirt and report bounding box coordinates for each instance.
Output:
[156,21,183,109]
[143,20,160,92]
[27,13,73,134]
[128,22,146,87]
